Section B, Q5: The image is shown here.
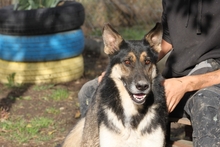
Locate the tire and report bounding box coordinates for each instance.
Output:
[0,55,84,84]
[0,1,85,35]
[0,29,84,62]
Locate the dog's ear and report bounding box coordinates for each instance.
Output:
[144,23,163,53]
[102,24,124,55]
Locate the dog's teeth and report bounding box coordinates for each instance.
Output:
[132,94,147,104]
[133,94,146,100]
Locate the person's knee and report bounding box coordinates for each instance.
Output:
[185,86,220,146]
[185,86,220,116]
[78,78,99,117]
[78,78,98,101]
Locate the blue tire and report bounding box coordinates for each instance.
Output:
[0,29,84,62]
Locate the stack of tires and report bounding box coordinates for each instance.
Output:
[0,1,85,84]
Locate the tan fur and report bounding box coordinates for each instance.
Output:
[140,52,147,63]
[62,118,85,147]
[80,95,100,147]
[62,95,100,147]
[103,25,123,55]
[117,52,136,77]
[145,23,163,53]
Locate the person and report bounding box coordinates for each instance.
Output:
[78,0,220,146]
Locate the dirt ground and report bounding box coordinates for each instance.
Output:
[0,40,109,147]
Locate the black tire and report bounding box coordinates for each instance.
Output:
[0,1,85,35]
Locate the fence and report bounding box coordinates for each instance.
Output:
[77,0,162,28]
[0,0,12,8]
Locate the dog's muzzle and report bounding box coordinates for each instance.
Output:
[127,80,150,105]
[121,78,150,105]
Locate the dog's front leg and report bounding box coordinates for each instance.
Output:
[62,118,85,147]
[80,97,100,147]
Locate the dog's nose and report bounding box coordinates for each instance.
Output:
[136,81,149,91]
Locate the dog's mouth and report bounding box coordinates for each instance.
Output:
[132,93,146,105]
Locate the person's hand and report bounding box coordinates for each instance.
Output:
[98,72,106,83]
[162,78,188,112]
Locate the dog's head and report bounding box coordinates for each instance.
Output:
[102,23,162,105]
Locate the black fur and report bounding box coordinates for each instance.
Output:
[97,38,167,134]
[62,23,168,147]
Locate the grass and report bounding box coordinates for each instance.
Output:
[5,73,16,87]
[19,96,32,100]
[46,107,61,114]
[0,82,71,146]
[118,25,154,40]
[89,24,155,40]
[50,88,69,101]
[33,85,69,101]
[33,84,54,91]
[4,73,23,88]
[0,116,54,144]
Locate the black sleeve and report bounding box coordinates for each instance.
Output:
[161,0,172,44]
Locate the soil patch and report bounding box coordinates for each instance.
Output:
[0,42,108,147]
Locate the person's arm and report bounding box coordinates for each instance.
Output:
[98,72,106,83]
[160,34,220,112]
[179,70,220,92]
[163,68,220,112]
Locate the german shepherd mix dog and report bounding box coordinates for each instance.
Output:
[62,23,168,147]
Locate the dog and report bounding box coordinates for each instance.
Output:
[62,23,168,147]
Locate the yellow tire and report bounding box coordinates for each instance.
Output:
[0,55,84,84]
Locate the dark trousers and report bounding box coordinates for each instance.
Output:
[170,59,220,147]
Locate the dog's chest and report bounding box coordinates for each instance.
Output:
[99,122,164,147]
[99,107,165,147]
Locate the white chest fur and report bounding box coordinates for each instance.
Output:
[99,108,165,147]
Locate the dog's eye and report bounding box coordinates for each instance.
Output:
[124,60,131,65]
[145,60,151,65]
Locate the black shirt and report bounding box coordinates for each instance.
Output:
[161,0,220,78]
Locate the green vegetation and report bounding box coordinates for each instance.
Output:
[50,88,69,101]
[13,0,61,10]
[5,73,23,88]
[0,83,71,145]
[0,116,54,144]
[5,73,16,88]
[90,24,154,40]
[33,84,54,91]
[46,107,61,115]
[118,25,154,40]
